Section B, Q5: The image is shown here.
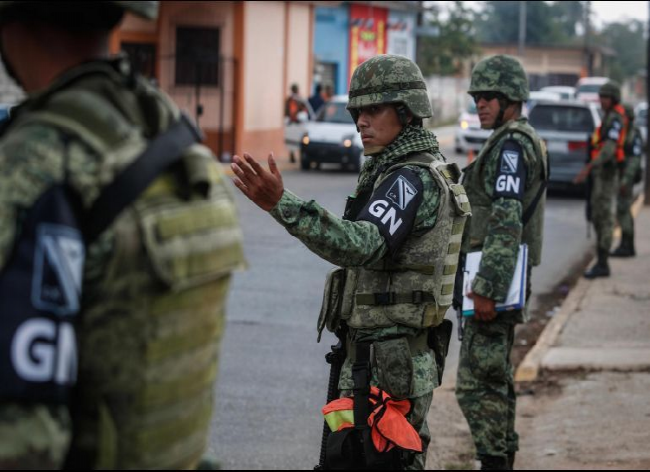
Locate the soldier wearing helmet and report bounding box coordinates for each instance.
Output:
[612,104,643,258]
[232,54,470,469]
[0,1,244,469]
[454,55,548,471]
[575,80,629,277]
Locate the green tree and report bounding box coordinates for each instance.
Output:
[594,19,646,83]
[418,1,478,76]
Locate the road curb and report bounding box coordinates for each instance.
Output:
[515,194,645,382]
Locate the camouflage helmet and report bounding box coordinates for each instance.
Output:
[599,81,621,103]
[347,54,432,119]
[468,55,529,102]
[0,1,158,22]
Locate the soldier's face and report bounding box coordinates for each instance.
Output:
[474,94,501,129]
[356,104,404,150]
[599,95,613,112]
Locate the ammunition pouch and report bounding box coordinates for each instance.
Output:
[317,268,346,342]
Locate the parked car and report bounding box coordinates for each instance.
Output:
[575,76,609,104]
[284,102,315,164]
[528,100,601,189]
[540,85,576,101]
[454,101,492,154]
[525,90,562,116]
[299,95,365,171]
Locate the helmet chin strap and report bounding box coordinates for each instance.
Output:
[493,97,509,129]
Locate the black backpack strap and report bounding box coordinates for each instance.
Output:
[352,341,372,430]
[522,179,547,227]
[83,114,203,243]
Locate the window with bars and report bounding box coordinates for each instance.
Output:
[175,26,220,86]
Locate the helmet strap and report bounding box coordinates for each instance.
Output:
[494,97,509,129]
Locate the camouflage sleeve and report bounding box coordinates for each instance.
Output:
[0,404,71,469]
[0,126,71,469]
[269,189,388,267]
[622,131,643,186]
[472,136,530,302]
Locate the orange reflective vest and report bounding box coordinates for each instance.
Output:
[322,386,423,453]
[591,104,628,163]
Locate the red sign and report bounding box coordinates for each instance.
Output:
[349,4,388,86]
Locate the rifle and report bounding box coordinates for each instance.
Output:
[315,325,348,470]
[452,253,466,341]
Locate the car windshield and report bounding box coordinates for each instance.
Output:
[316,101,354,124]
[529,105,595,132]
[577,84,602,94]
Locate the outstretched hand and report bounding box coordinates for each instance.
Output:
[573,163,593,185]
[231,153,284,211]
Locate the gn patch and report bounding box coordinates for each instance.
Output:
[607,118,622,141]
[494,139,527,201]
[357,167,424,253]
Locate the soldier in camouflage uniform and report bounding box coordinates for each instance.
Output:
[232,54,470,470]
[454,55,548,470]
[0,2,244,469]
[611,104,643,258]
[576,81,629,278]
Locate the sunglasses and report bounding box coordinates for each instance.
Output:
[471,91,503,104]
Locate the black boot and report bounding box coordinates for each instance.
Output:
[584,250,611,279]
[480,455,509,470]
[610,235,636,258]
[507,452,516,470]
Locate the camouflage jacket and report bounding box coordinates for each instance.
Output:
[592,105,627,169]
[0,58,243,469]
[622,125,643,187]
[461,117,547,320]
[270,126,444,398]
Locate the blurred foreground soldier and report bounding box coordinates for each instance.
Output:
[231,54,470,470]
[0,2,244,469]
[455,55,548,470]
[575,81,628,278]
[612,104,643,258]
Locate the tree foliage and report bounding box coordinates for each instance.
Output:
[418,1,478,76]
[594,19,646,83]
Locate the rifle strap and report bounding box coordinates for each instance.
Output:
[351,342,372,430]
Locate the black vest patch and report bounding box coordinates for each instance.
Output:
[494,139,527,201]
[356,168,424,253]
[0,185,83,403]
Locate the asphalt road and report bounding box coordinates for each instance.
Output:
[208,128,593,469]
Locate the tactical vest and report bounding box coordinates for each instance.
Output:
[624,125,642,157]
[339,153,470,330]
[461,118,547,266]
[591,104,628,163]
[2,62,245,469]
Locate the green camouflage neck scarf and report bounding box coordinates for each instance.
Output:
[355,125,440,195]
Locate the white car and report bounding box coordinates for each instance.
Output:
[540,86,576,101]
[298,95,366,171]
[575,77,609,104]
[454,101,492,154]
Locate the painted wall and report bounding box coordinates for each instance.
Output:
[313,6,349,95]
[286,3,312,103]
[387,10,416,61]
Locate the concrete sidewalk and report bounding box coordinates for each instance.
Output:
[515,204,650,469]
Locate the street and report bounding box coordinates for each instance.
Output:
[208,128,594,469]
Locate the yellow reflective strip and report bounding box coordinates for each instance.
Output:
[324,410,355,432]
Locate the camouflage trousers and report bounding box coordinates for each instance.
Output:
[591,169,618,252]
[455,316,518,460]
[616,185,635,239]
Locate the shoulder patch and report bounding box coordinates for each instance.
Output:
[494,139,527,201]
[356,167,424,254]
[606,116,622,141]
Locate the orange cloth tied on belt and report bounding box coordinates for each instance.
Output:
[322,386,422,453]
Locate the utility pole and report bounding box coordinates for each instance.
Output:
[518,1,526,57]
[645,0,650,205]
[584,1,593,76]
